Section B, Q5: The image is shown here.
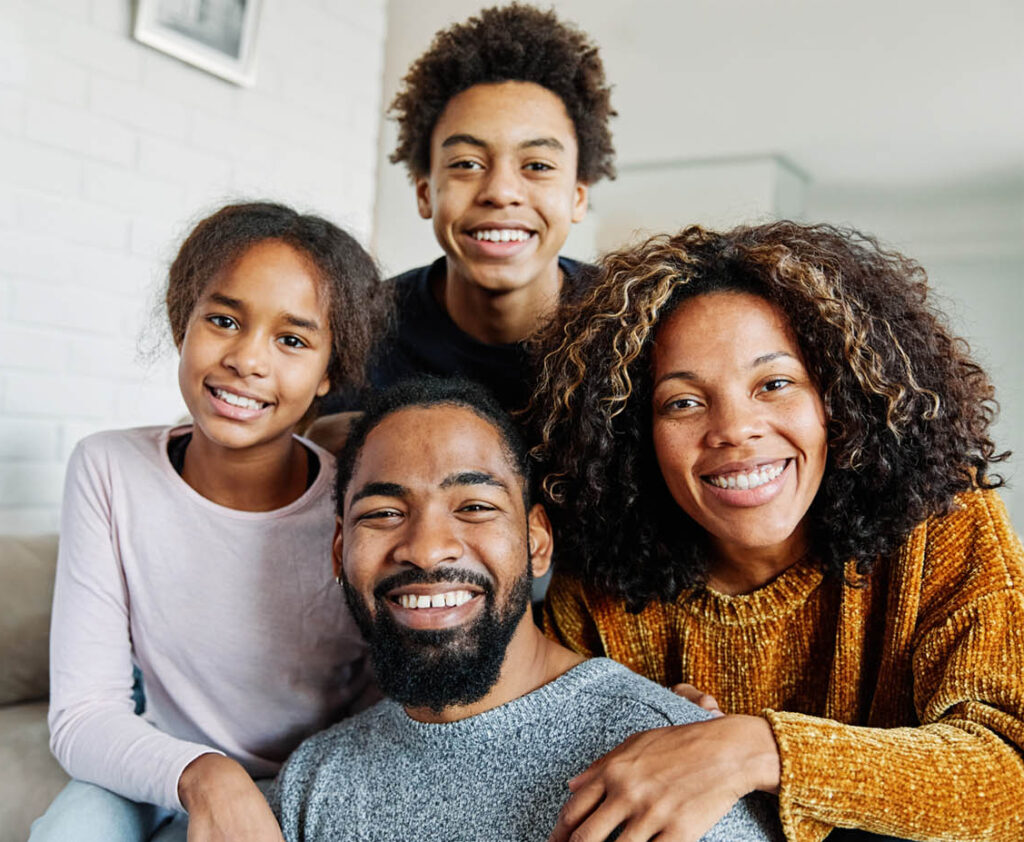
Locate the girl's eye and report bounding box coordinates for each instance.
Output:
[208,315,238,330]
[278,335,308,349]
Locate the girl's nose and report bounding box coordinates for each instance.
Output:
[222,333,270,378]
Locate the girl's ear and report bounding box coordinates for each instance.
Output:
[316,371,331,398]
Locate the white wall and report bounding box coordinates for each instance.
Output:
[0,0,388,532]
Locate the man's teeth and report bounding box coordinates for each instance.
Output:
[397,591,475,609]
[472,229,531,243]
[214,388,265,410]
[707,462,785,490]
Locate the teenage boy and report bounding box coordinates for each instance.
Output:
[270,378,782,842]
[316,3,615,429]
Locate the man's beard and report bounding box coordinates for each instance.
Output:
[343,563,532,714]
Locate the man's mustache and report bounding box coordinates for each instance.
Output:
[372,567,495,601]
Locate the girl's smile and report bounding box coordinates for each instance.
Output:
[177,239,332,457]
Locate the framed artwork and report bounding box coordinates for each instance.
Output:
[133,0,263,86]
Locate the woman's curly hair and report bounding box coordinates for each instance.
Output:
[389,3,616,184]
[529,221,1008,611]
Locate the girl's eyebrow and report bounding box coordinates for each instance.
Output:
[207,292,321,332]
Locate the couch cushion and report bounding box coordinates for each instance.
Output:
[0,700,69,842]
[0,535,58,705]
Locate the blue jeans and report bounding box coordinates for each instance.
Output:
[28,780,188,842]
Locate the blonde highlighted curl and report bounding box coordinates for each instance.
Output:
[529,222,1007,610]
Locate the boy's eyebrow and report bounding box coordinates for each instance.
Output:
[350,481,408,505]
[441,133,487,149]
[439,471,508,492]
[440,134,565,153]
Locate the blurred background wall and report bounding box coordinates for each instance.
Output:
[375,0,1024,526]
[0,0,1021,530]
[0,0,387,531]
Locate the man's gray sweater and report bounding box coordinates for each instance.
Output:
[269,658,782,841]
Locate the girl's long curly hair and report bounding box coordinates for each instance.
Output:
[530,221,1008,611]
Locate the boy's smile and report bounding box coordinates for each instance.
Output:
[416,81,588,302]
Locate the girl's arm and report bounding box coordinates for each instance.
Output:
[48,438,223,811]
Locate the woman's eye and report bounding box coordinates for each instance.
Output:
[208,315,238,330]
[666,397,700,411]
[762,378,792,393]
[278,335,307,349]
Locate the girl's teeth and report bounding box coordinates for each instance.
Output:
[472,229,530,242]
[214,388,264,410]
[707,462,785,490]
[398,591,474,609]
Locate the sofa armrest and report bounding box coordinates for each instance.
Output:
[0,535,59,706]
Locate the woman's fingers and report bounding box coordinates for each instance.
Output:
[670,683,722,715]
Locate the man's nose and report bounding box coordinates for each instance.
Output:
[391,511,463,569]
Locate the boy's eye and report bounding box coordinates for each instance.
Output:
[524,161,553,172]
[450,160,483,170]
[207,315,238,330]
[278,335,308,349]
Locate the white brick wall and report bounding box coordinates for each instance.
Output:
[0,0,388,532]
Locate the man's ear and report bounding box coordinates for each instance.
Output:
[415,176,433,220]
[526,503,554,578]
[570,182,589,224]
[331,516,344,581]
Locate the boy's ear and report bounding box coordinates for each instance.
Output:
[526,503,554,578]
[331,516,344,581]
[571,182,589,224]
[415,176,433,220]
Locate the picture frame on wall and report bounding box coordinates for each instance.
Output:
[133,0,263,86]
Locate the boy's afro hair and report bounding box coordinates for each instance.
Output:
[389,3,616,184]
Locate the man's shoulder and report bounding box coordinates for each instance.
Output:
[569,658,712,728]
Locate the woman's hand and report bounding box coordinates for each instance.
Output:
[548,715,781,842]
[671,683,724,717]
[178,754,285,842]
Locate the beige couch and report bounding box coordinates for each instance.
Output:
[0,535,69,842]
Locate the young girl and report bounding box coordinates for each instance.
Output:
[31,202,391,842]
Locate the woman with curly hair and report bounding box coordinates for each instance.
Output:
[533,222,1024,842]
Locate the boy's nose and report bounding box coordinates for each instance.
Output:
[477,160,525,207]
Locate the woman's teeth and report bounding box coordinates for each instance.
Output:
[471,229,531,242]
[214,388,266,410]
[707,462,785,490]
[397,591,474,609]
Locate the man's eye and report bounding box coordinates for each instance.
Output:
[208,315,238,330]
[459,503,496,514]
[358,510,401,522]
[278,335,307,349]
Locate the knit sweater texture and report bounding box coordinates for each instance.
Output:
[270,657,783,841]
[544,489,1024,842]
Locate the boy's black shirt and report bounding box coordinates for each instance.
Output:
[321,255,594,413]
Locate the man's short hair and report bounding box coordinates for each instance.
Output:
[335,377,533,513]
[389,3,616,184]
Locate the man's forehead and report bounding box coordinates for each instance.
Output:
[347,405,522,500]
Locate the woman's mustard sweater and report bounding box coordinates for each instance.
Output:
[544,489,1024,842]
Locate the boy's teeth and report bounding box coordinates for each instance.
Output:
[214,388,265,410]
[472,229,530,242]
[397,590,474,609]
[707,462,785,490]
